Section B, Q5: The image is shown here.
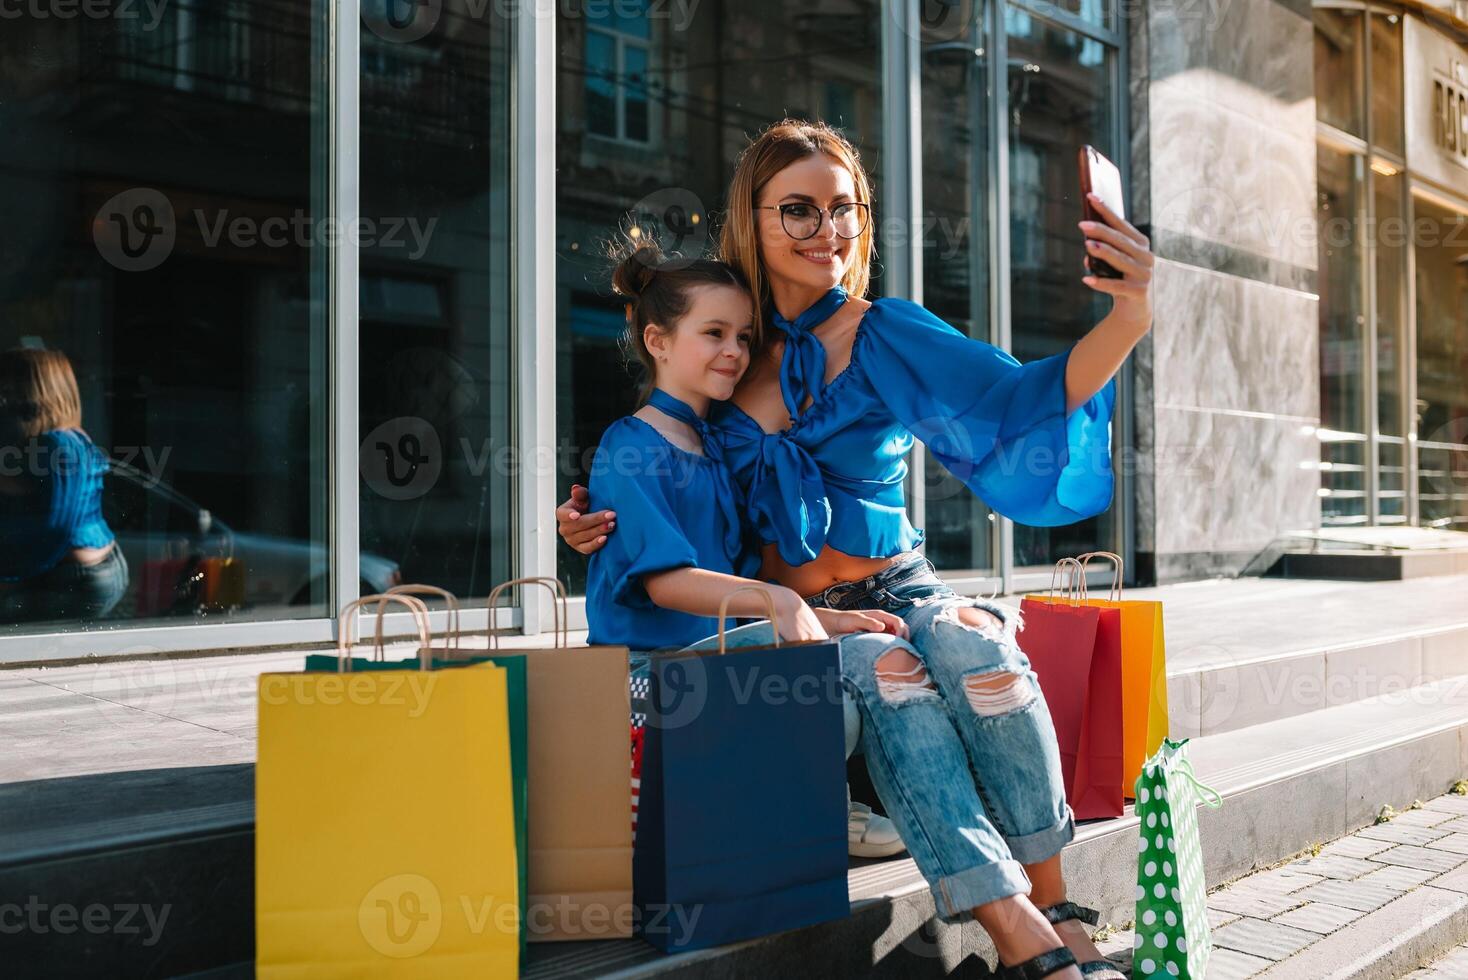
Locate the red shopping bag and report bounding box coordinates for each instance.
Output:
[1018,558,1124,819]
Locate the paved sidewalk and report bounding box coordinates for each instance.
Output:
[1092,786,1468,979]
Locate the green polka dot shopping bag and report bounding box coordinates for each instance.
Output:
[1132,736,1222,980]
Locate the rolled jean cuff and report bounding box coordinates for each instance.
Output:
[933,857,1032,920]
[1004,803,1076,865]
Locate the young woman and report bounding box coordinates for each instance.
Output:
[0,347,128,625]
[562,119,1153,979]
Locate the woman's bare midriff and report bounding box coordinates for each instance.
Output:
[759,541,897,599]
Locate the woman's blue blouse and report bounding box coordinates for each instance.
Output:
[1,428,115,582]
[585,393,760,651]
[712,288,1118,566]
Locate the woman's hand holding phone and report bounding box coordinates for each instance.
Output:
[1080,191,1155,336]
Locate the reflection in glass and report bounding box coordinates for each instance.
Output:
[1413,198,1468,529]
[1316,145,1366,525]
[1005,10,1117,568]
[1369,13,1404,158]
[357,8,515,602]
[1374,170,1406,440]
[0,0,331,632]
[555,1,884,591]
[920,2,996,573]
[1314,8,1364,138]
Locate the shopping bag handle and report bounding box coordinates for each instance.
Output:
[485,577,570,650]
[1044,557,1085,606]
[336,594,433,672]
[716,586,781,655]
[1131,739,1224,810]
[386,584,461,656]
[1175,758,1224,809]
[1076,551,1123,602]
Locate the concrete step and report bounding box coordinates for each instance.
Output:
[1270,548,1468,581]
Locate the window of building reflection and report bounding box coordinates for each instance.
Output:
[1004,9,1118,568]
[356,6,516,603]
[0,1,330,631]
[1316,145,1367,524]
[1314,8,1364,138]
[554,0,884,592]
[1413,197,1468,530]
[1369,13,1404,158]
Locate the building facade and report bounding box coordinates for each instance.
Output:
[0,0,1463,662]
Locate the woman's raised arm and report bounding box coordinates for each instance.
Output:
[1068,191,1155,415]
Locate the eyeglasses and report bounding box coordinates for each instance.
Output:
[753,201,870,241]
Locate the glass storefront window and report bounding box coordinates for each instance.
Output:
[1004,8,1117,568]
[1413,197,1468,530]
[357,7,516,602]
[1,1,330,632]
[1374,169,1406,440]
[1316,144,1366,524]
[1369,13,1404,157]
[554,1,884,592]
[920,2,996,573]
[1315,8,1364,138]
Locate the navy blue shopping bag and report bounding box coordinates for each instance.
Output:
[633,601,849,953]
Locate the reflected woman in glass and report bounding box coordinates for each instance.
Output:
[0,348,128,624]
[562,119,1152,979]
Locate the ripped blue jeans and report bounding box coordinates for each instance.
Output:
[806,551,1075,920]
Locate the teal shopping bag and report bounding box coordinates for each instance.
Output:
[1132,737,1221,980]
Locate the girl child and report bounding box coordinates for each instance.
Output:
[585,238,910,650]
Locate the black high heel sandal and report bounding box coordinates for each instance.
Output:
[995,945,1078,980]
[1035,902,1128,979]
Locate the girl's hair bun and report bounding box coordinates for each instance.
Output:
[610,240,665,301]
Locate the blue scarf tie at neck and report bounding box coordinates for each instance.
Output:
[647,388,720,460]
[646,387,744,564]
[768,284,849,421]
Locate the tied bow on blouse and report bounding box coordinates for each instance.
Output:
[768,283,849,421]
[645,387,746,566]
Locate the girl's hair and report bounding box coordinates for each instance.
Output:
[0,347,83,442]
[608,237,751,405]
[718,118,876,342]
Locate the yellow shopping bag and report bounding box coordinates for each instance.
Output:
[257,594,518,978]
[1026,553,1168,799]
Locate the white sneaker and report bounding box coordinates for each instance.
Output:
[848,799,906,858]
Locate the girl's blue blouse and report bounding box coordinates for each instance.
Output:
[710,294,1118,566]
[584,413,760,651]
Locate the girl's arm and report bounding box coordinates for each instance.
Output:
[1066,193,1156,416]
[643,567,829,642]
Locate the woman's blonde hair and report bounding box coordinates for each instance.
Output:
[717,118,876,343]
[0,347,83,440]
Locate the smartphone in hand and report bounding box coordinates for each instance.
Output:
[1078,145,1126,279]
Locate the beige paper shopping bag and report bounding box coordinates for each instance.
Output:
[483,577,634,942]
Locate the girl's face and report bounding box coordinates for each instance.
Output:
[754,153,860,294]
[645,283,755,403]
